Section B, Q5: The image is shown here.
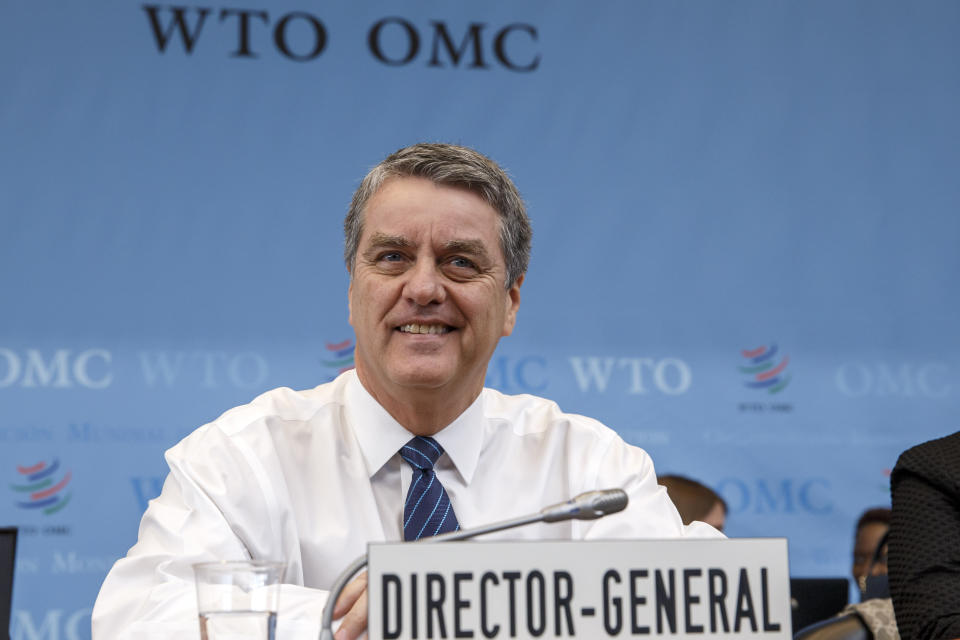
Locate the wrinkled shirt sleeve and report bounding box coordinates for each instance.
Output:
[91,424,329,640]
[574,420,725,541]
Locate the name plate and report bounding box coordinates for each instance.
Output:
[368,538,790,640]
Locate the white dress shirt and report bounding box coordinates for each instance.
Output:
[92,369,720,639]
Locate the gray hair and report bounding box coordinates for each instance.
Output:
[344,143,531,288]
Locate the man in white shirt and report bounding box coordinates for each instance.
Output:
[92,143,721,640]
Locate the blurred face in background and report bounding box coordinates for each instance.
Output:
[702,500,726,532]
[853,521,889,584]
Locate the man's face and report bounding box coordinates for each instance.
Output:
[348,176,522,403]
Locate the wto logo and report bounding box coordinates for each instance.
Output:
[716,477,833,515]
[142,7,540,71]
[0,348,112,389]
[321,339,355,381]
[835,362,951,398]
[10,459,73,515]
[739,344,791,394]
[568,357,692,395]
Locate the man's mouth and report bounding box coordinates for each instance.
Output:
[398,323,453,335]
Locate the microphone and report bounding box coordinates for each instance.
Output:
[425,488,628,543]
[540,489,630,523]
[318,488,628,640]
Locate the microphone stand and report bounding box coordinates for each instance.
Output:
[317,489,628,640]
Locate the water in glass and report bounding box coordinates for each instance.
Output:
[199,610,277,640]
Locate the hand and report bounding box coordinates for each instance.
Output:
[333,571,368,640]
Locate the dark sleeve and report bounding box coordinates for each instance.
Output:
[888,433,960,640]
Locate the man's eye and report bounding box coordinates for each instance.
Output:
[373,252,409,271]
[448,256,477,270]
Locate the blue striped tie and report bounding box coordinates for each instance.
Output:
[400,436,460,541]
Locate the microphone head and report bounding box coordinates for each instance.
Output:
[588,488,629,515]
[541,488,629,522]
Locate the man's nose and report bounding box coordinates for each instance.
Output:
[403,260,446,305]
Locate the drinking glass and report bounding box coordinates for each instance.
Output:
[193,560,285,640]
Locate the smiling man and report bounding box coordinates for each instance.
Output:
[92,143,720,640]
[348,174,522,434]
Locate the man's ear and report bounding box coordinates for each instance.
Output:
[502,274,524,336]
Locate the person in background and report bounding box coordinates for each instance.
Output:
[793,509,896,639]
[853,507,891,599]
[658,474,727,532]
[888,432,960,640]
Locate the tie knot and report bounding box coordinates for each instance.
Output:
[400,436,444,471]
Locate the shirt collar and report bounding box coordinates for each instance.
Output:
[431,390,483,485]
[345,370,483,485]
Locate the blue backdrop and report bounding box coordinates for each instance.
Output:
[2,2,959,638]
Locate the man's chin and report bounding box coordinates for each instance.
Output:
[387,358,483,393]
[387,371,454,391]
